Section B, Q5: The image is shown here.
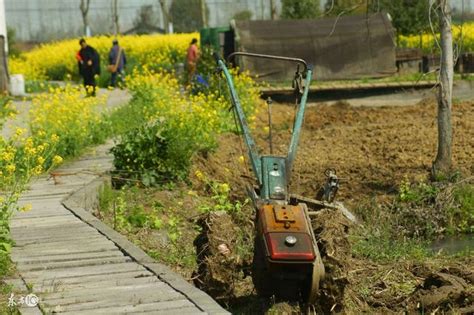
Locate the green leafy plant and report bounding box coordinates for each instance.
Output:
[448,184,474,234]
[198,180,248,214]
[398,179,438,204]
[111,117,201,186]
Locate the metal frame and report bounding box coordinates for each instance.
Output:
[214,52,313,202]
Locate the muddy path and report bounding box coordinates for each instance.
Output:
[190,99,473,314]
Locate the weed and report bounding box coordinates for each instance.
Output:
[351,200,431,262]
[0,97,15,127]
[398,178,438,204]
[24,80,60,94]
[448,184,474,234]
[351,227,430,262]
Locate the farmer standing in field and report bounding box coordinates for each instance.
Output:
[108,39,126,88]
[186,38,199,84]
[77,38,100,96]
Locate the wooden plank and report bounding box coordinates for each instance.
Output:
[36,275,160,293]
[17,256,132,272]
[12,250,124,264]
[11,220,84,229]
[12,245,119,258]
[23,262,147,281]
[57,300,198,315]
[57,300,199,314]
[11,225,99,239]
[10,215,79,226]
[41,286,184,312]
[13,233,105,246]
[13,238,114,252]
[34,270,155,291]
[42,281,169,301]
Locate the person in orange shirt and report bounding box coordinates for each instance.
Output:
[186,38,199,84]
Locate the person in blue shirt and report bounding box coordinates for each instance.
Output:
[108,39,126,87]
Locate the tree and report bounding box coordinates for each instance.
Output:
[233,10,253,21]
[376,0,430,36]
[281,0,320,19]
[131,5,161,34]
[112,0,119,35]
[269,0,277,20]
[432,0,454,178]
[158,0,170,33]
[325,0,367,16]
[170,0,207,33]
[79,0,91,36]
[325,0,429,38]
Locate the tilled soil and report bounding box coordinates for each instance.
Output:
[195,99,473,203]
[191,99,474,314]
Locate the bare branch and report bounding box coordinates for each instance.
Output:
[326,2,365,38]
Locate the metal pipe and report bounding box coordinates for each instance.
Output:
[267,97,273,154]
[287,66,313,177]
[227,52,308,73]
[214,54,262,184]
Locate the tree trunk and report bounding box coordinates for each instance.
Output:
[200,0,208,28]
[158,0,170,33]
[432,0,453,178]
[270,0,276,20]
[112,0,119,35]
[80,0,91,36]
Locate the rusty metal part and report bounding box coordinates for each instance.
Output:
[252,203,325,301]
[302,203,325,303]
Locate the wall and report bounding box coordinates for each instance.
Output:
[5,0,282,42]
[5,0,164,42]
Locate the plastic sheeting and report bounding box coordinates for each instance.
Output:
[233,13,397,81]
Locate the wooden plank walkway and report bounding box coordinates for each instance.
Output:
[9,142,227,314]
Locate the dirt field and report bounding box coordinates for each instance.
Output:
[199,99,473,205]
[190,99,473,314]
[98,98,473,314]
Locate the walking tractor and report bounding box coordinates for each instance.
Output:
[213,52,343,304]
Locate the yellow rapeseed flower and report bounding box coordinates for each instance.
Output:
[20,204,32,212]
[195,170,204,180]
[6,164,15,173]
[37,156,45,165]
[52,155,63,164]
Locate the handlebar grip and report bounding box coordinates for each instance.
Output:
[212,52,222,64]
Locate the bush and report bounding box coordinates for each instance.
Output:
[111,117,202,186]
[110,67,261,187]
[29,85,108,158]
[399,22,474,53]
